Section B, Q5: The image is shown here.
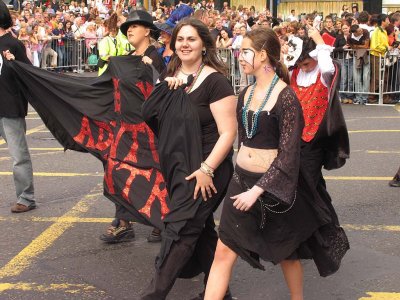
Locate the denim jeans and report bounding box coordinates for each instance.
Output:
[339,58,354,100]
[0,117,35,207]
[353,61,370,104]
[56,45,65,69]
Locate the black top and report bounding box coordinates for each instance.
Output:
[333,34,349,60]
[188,72,235,156]
[238,86,279,150]
[238,85,304,205]
[0,32,31,118]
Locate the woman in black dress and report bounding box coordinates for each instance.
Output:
[141,18,237,300]
[205,28,349,300]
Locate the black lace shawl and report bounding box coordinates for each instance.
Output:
[238,86,304,205]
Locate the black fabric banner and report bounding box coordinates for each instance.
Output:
[9,56,169,229]
[142,81,204,270]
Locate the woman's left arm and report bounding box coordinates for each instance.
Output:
[206,95,238,169]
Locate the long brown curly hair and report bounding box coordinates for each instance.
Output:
[166,18,228,76]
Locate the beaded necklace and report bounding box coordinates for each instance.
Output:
[176,63,205,93]
[242,74,279,139]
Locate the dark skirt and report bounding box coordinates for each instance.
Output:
[219,152,349,277]
[219,164,324,268]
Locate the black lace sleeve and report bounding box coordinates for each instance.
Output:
[255,86,304,205]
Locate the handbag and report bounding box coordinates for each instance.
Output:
[88,53,98,66]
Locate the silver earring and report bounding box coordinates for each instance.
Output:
[202,49,206,56]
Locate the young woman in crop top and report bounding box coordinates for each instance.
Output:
[205,28,349,300]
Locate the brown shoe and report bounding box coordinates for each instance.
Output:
[11,203,36,213]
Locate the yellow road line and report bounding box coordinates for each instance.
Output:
[1,215,398,233]
[25,117,42,120]
[0,148,64,151]
[0,172,102,177]
[0,187,102,279]
[27,112,38,115]
[324,176,392,180]
[350,116,400,119]
[348,130,400,133]
[359,292,400,299]
[366,151,400,154]
[343,224,400,232]
[0,125,45,146]
[0,282,101,294]
[0,216,113,223]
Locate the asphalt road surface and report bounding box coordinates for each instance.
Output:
[0,104,399,300]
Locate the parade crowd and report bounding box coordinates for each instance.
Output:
[7,0,400,103]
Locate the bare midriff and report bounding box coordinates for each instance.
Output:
[236,144,278,173]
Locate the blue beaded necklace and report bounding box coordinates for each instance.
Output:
[242,74,279,139]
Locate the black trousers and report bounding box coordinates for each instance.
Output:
[141,159,233,300]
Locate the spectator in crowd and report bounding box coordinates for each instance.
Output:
[79,2,89,15]
[52,21,66,72]
[369,14,392,104]
[348,24,371,105]
[339,5,349,18]
[29,24,40,67]
[297,25,307,38]
[391,13,400,31]
[72,17,85,39]
[41,25,58,69]
[64,20,76,72]
[98,14,119,75]
[335,18,343,31]
[305,13,314,28]
[287,9,297,22]
[352,4,360,19]
[216,28,232,48]
[358,11,375,36]
[210,17,231,40]
[231,24,247,91]
[50,0,60,13]
[18,26,34,61]
[321,15,337,38]
[193,8,209,25]
[334,21,354,104]
[84,22,98,71]
[156,21,174,66]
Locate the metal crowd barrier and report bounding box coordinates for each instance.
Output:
[38,38,101,72]
[32,41,400,104]
[333,49,399,105]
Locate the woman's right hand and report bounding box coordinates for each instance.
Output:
[2,50,15,60]
[165,77,184,90]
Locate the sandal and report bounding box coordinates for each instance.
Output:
[99,220,135,243]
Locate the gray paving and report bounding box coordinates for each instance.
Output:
[0,103,399,300]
